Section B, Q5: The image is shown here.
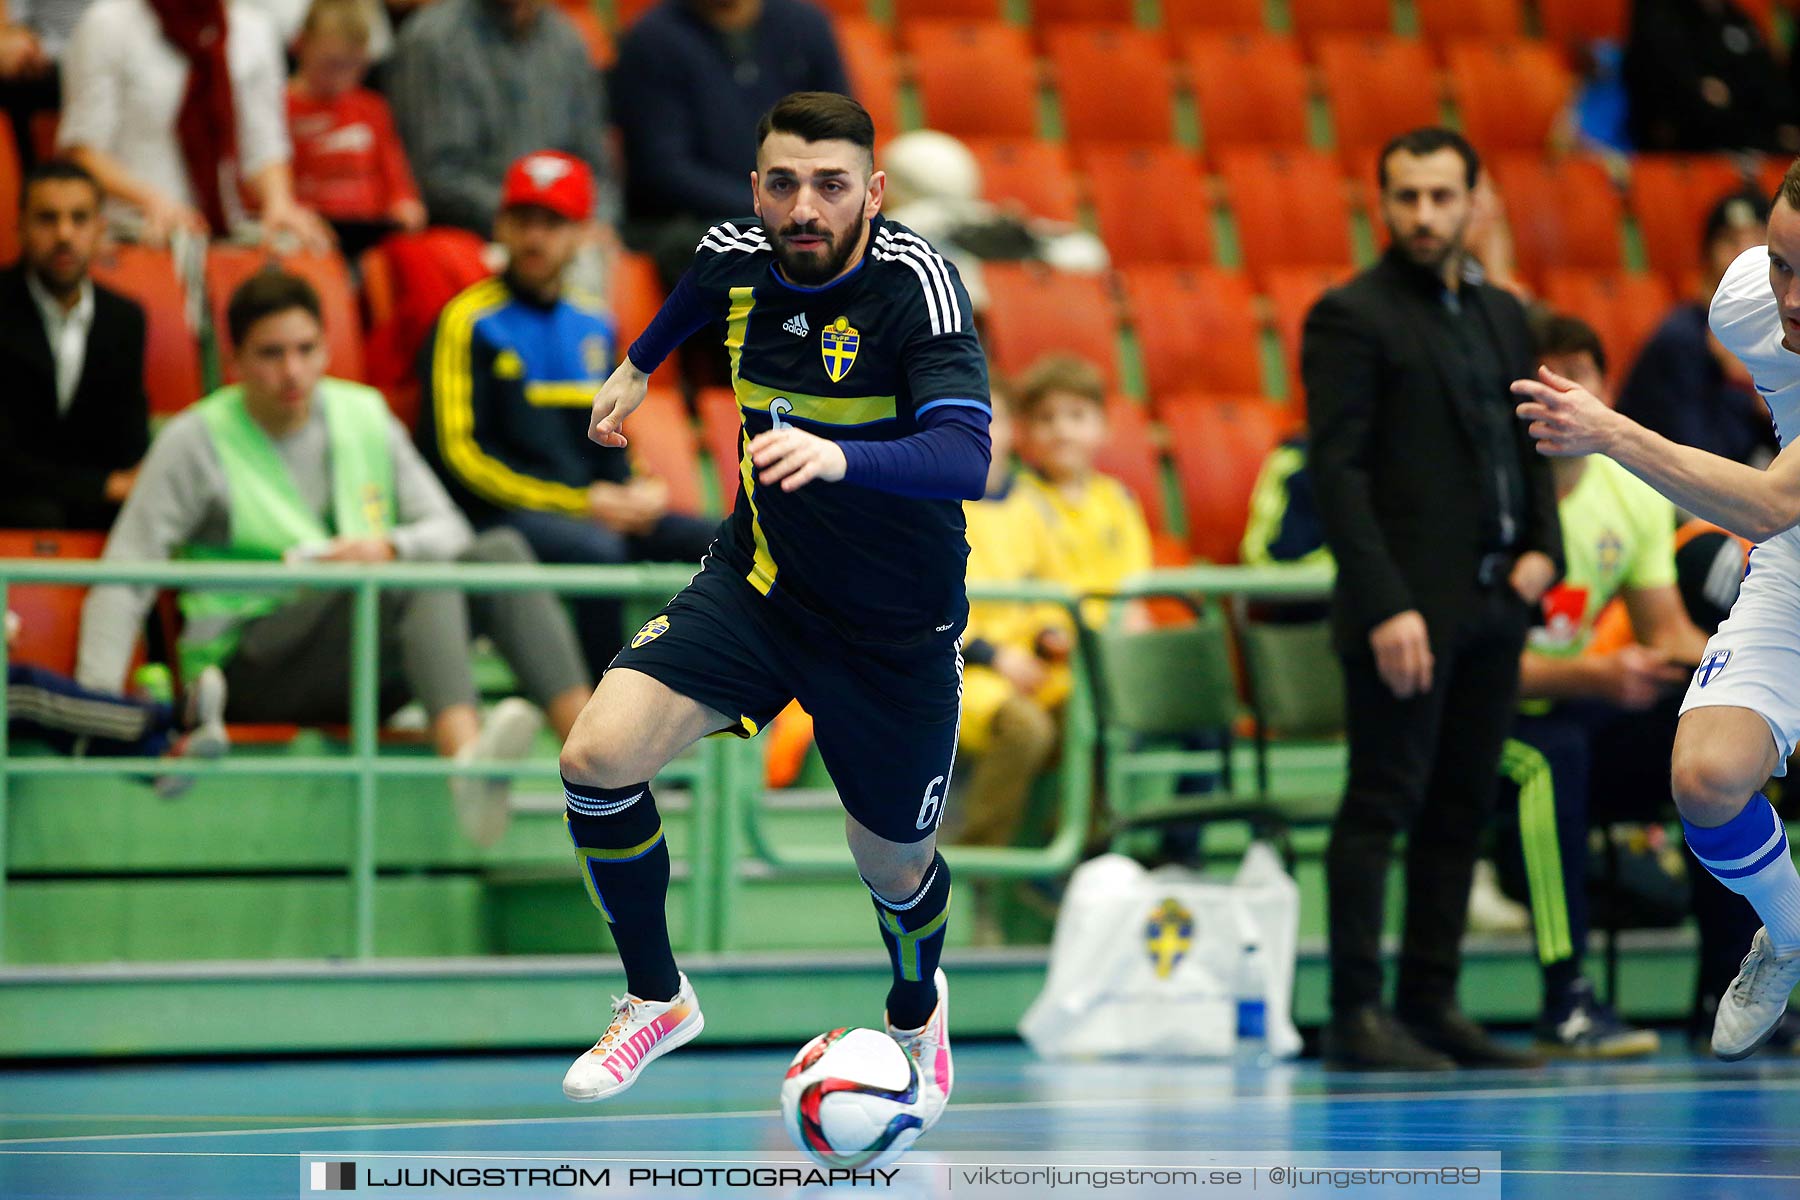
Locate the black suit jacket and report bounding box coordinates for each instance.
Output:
[0,265,150,530]
[1302,253,1563,655]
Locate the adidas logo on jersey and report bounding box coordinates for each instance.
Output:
[783,313,810,338]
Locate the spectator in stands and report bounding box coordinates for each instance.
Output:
[1619,190,1778,466]
[77,268,595,847]
[387,0,617,238]
[1625,0,1799,154]
[1496,314,1719,1059]
[417,151,716,675]
[610,0,848,287]
[286,0,424,259]
[0,160,148,531]
[0,0,97,168]
[1306,127,1561,1072]
[56,0,332,248]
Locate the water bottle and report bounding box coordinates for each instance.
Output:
[1235,940,1271,1065]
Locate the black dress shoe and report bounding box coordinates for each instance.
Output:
[1323,1006,1456,1071]
[1399,1004,1544,1068]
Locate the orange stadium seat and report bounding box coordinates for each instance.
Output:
[0,118,18,266]
[1413,0,1522,50]
[836,18,902,143]
[1489,154,1624,284]
[554,0,613,68]
[1032,0,1135,24]
[981,263,1120,385]
[1316,36,1441,171]
[628,390,706,518]
[1080,144,1213,266]
[88,244,203,417]
[1759,155,1790,202]
[610,251,678,386]
[1446,39,1574,153]
[1096,395,1168,535]
[903,21,1039,139]
[1541,270,1677,382]
[1218,148,1356,285]
[697,386,743,515]
[1161,395,1293,563]
[0,530,111,677]
[965,137,1081,223]
[1183,32,1311,160]
[1286,0,1393,43]
[1630,155,1751,287]
[1162,0,1268,35]
[1118,266,1263,398]
[206,245,364,384]
[1044,26,1176,146]
[1536,0,1627,45]
[894,0,1004,16]
[1265,264,1356,401]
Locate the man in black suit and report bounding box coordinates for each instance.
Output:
[1304,128,1564,1071]
[0,158,148,531]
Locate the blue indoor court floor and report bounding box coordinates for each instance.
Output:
[2,1043,1797,1199]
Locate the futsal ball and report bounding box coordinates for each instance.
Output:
[779,1027,926,1169]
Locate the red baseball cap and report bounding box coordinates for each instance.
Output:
[499,151,594,222]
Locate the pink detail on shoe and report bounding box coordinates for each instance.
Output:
[931,1036,950,1093]
[597,1005,689,1082]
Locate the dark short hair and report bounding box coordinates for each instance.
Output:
[1706,188,1770,249]
[227,268,322,347]
[20,158,102,211]
[1531,311,1608,378]
[1014,353,1105,419]
[1777,158,1800,213]
[1377,127,1480,191]
[755,92,876,162]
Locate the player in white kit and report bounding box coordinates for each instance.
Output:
[1513,167,1800,1060]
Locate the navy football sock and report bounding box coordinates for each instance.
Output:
[565,777,680,1002]
[867,852,952,1031]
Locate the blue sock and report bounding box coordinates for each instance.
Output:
[565,777,680,1002]
[867,852,951,1031]
[1683,791,1800,955]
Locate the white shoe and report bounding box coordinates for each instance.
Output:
[885,968,952,1132]
[1466,859,1531,935]
[155,667,230,799]
[1713,927,1800,1061]
[450,697,539,848]
[562,972,704,1101]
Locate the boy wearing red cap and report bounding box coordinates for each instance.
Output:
[417,150,717,677]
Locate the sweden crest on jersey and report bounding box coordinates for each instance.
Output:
[821,316,860,383]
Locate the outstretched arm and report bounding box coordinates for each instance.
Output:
[1514,365,1800,543]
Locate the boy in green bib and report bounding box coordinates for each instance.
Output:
[78,269,593,846]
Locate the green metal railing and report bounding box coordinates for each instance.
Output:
[0,558,1335,967]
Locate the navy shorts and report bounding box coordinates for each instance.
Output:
[610,557,964,844]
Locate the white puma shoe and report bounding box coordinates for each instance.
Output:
[885,969,952,1132]
[562,972,704,1101]
[1713,927,1800,1061]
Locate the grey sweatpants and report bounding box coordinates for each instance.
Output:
[220,528,590,723]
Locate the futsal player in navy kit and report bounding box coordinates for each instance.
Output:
[555,94,988,1125]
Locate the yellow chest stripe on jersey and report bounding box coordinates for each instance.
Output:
[734,378,897,427]
[524,381,604,407]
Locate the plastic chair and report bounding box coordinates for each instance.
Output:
[0,530,112,677]
[1080,144,1213,266]
[609,251,678,386]
[697,387,743,517]
[981,263,1121,385]
[206,245,365,383]
[0,118,18,266]
[1316,36,1441,172]
[1236,616,1346,828]
[1162,0,1268,35]
[1413,0,1522,51]
[965,137,1080,223]
[88,244,203,417]
[1446,39,1574,153]
[628,389,706,519]
[1629,155,1751,286]
[1044,25,1176,146]
[903,20,1039,139]
[891,0,1003,16]
[1264,264,1355,399]
[1032,0,1135,23]
[553,0,613,68]
[1160,393,1292,564]
[1536,0,1627,45]
[836,18,902,142]
[1218,148,1355,285]
[1541,270,1676,382]
[1183,32,1311,161]
[1287,0,1393,43]
[1489,154,1624,284]
[1095,395,1168,536]
[1118,265,1264,398]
